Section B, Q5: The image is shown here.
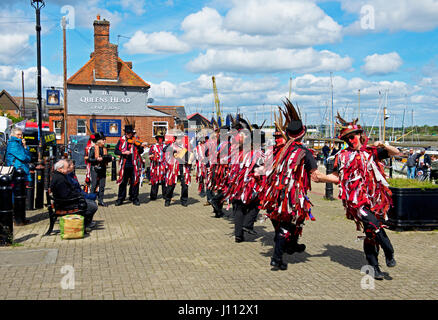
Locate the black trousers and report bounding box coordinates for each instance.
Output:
[271,216,304,261]
[211,191,224,215]
[361,208,394,267]
[234,200,260,239]
[150,180,166,200]
[164,165,188,204]
[117,166,140,202]
[90,167,106,203]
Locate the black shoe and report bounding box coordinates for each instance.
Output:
[243,227,257,235]
[164,201,171,207]
[235,236,244,243]
[374,266,384,280]
[86,221,97,229]
[149,198,156,201]
[181,202,188,207]
[270,258,287,270]
[285,242,306,255]
[98,201,108,207]
[115,200,123,206]
[199,193,206,198]
[214,211,224,218]
[133,200,140,206]
[386,257,397,268]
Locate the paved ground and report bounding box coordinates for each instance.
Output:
[1,168,437,300]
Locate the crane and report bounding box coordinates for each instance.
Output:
[212,76,223,125]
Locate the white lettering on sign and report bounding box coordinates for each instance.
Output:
[80,96,131,104]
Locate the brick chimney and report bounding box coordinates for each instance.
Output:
[93,16,118,80]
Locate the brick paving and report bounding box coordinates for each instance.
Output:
[1,168,438,300]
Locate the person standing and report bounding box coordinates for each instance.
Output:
[5,127,32,182]
[194,134,207,198]
[163,131,191,207]
[88,132,113,207]
[322,143,330,166]
[314,113,400,280]
[149,133,166,201]
[114,125,146,206]
[417,148,431,181]
[406,149,418,179]
[5,127,32,225]
[83,134,96,193]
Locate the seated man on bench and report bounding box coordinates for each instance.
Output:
[50,159,98,231]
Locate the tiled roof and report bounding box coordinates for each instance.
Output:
[67,57,150,88]
[149,106,187,120]
[188,112,211,123]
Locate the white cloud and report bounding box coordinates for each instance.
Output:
[186,48,353,74]
[341,0,438,33]
[147,71,436,125]
[181,2,342,49]
[361,52,403,76]
[0,65,62,96]
[120,0,147,15]
[124,31,190,54]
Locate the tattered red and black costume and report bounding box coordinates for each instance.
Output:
[149,142,166,200]
[334,113,396,270]
[114,135,144,204]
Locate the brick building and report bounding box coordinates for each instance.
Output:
[49,16,176,145]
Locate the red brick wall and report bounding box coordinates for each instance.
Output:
[49,112,174,145]
[93,19,118,80]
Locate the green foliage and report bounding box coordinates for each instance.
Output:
[388,178,438,189]
[0,107,24,124]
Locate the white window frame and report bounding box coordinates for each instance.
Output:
[152,121,168,137]
[53,120,62,140]
[77,119,87,136]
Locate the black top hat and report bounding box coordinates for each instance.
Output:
[286,119,306,138]
[92,132,101,142]
[124,125,134,134]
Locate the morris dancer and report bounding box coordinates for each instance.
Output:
[315,114,399,280]
[194,132,207,198]
[83,133,96,193]
[115,125,146,206]
[164,130,191,207]
[226,119,265,242]
[149,132,166,201]
[258,99,329,270]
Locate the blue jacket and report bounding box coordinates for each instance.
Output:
[67,172,97,201]
[5,136,32,181]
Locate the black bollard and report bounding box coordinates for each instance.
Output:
[325,159,334,201]
[26,164,35,211]
[43,157,50,192]
[35,162,45,209]
[13,168,27,225]
[389,157,393,179]
[111,158,117,181]
[0,174,14,245]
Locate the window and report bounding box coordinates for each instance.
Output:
[77,119,87,136]
[53,120,62,140]
[152,121,168,137]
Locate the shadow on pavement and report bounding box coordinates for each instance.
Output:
[312,244,367,270]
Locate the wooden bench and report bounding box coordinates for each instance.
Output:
[44,189,87,236]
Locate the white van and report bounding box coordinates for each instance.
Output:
[0,116,12,141]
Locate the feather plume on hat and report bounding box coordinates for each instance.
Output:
[336,112,363,140]
[274,98,305,140]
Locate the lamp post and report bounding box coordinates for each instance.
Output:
[31,0,46,209]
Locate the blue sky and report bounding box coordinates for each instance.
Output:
[1,0,438,127]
